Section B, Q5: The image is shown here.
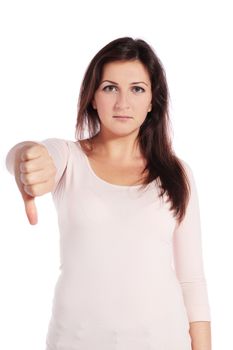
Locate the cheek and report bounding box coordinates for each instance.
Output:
[136,100,151,114]
[97,95,114,110]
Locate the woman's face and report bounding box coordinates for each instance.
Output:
[92,60,152,137]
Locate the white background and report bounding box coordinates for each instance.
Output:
[1,0,232,349]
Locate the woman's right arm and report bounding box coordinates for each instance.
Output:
[5,138,70,225]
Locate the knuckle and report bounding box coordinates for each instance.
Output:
[22,143,42,160]
[20,161,30,173]
[20,173,26,184]
[21,173,33,185]
[29,145,39,157]
[19,162,25,172]
[28,143,38,152]
[22,149,31,160]
[24,185,36,196]
[22,150,32,161]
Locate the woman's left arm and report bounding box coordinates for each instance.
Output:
[189,321,212,350]
[172,160,212,348]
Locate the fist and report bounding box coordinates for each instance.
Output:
[14,143,56,225]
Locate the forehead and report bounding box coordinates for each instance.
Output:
[101,60,150,83]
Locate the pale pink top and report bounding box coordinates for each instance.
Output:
[6,138,211,350]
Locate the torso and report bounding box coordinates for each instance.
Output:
[78,139,148,186]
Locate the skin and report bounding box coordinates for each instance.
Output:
[14,142,56,225]
[90,59,152,163]
[189,321,212,350]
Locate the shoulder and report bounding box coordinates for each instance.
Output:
[40,137,71,147]
[38,138,75,163]
[39,137,77,153]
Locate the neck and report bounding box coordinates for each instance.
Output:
[89,131,143,163]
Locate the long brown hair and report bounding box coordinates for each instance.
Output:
[75,36,191,225]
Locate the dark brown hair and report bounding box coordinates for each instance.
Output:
[75,36,191,225]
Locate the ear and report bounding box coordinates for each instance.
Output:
[148,102,152,112]
[92,99,97,110]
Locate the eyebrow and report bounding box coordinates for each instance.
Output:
[100,80,149,87]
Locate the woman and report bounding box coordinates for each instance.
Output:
[6,36,212,349]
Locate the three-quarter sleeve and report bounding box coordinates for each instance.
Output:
[172,160,211,322]
[5,137,70,195]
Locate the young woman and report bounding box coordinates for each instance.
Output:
[6,36,212,350]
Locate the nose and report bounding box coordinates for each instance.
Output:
[115,91,130,110]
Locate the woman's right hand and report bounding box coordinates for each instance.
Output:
[14,143,57,225]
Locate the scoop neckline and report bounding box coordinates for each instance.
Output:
[74,140,144,190]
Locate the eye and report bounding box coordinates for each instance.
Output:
[102,85,117,92]
[102,85,145,93]
[133,86,145,93]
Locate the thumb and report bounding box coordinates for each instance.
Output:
[23,195,38,225]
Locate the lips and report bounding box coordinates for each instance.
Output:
[113,116,132,118]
